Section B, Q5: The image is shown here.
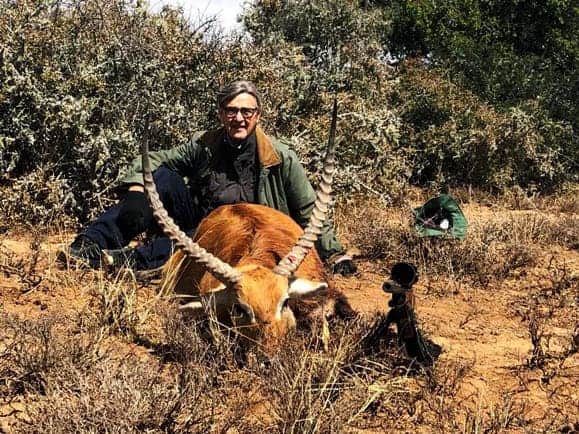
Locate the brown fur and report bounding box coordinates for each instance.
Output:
[162,204,352,328]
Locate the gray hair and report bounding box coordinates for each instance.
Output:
[217,80,262,109]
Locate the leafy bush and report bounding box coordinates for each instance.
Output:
[388,0,579,129]
[391,63,576,191]
[0,0,576,228]
[0,1,225,224]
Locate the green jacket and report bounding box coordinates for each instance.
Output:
[121,127,345,261]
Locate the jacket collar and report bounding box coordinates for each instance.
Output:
[199,127,281,168]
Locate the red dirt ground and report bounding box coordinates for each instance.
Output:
[0,201,577,431]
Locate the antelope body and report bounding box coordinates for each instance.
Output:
[162,203,350,345]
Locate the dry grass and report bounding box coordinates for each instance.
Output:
[0,282,482,433]
[1,191,578,432]
[0,314,221,433]
[0,234,44,294]
[0,308,414,433]
[2,302,564,433]
[450,185,579,215]
[339,196,578,285]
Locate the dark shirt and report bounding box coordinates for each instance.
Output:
[199,131,258,216]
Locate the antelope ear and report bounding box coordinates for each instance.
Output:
[288,278,328,299]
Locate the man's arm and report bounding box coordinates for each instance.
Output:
[281,147,356,275]
[115,137,205,237]
[119,139,204,187]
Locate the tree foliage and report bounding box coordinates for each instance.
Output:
[0,0,576,228]
[393,62,574,190]
[243,0,390,97]
[244,0,577,190]
[388,0,578,127]
[0,1,223,224]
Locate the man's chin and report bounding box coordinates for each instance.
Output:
[228,130,249,141]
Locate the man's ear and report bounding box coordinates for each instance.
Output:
[288,278,328,299]
[217,108,226,125]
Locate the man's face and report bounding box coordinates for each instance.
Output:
[218,93,261,142]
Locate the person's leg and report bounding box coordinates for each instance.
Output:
[81,204,128,250]
[124,166,198,270]
[128,231,193,270]
[63,166,198,268]
[58,204,126,268]
[146,165,199,236]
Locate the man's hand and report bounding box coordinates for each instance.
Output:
[332,254,357,276]
[117,190,153,237]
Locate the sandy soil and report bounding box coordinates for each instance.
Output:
[0,202,577,432]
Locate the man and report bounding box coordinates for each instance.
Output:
[60,80,356,275]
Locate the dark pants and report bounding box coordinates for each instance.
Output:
[82,167,198,270]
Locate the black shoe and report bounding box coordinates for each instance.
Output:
[101,247,138,271]
[57,236,103,269]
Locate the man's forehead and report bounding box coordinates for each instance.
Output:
[237,269,286,310]
[224,92,258,107]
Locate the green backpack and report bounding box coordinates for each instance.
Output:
[413,195,468,239]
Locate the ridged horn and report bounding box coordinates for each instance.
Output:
[141,134,243,287]
[273,98,339,277]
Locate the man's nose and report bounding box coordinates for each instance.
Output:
[234,110,244,122]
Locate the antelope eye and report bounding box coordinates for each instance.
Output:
[231,303,248,318]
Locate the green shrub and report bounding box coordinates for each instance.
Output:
[0,0,575,228]
[391,63,575,191]
[0,1,223,224]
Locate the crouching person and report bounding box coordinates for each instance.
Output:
[59,80,356,276]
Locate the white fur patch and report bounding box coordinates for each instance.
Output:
[288,278,328,298]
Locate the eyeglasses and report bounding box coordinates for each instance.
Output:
[222,106,259,119]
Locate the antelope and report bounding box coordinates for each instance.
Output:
[142,101,354,348]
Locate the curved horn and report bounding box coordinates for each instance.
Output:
[273,98,338,277]
[141,133,243,287]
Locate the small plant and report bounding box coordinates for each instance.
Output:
[0,233,44,294]
[0,315,58,396]
[527,311,548,370]
[86,269,143,340]
[463,396,528,433]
